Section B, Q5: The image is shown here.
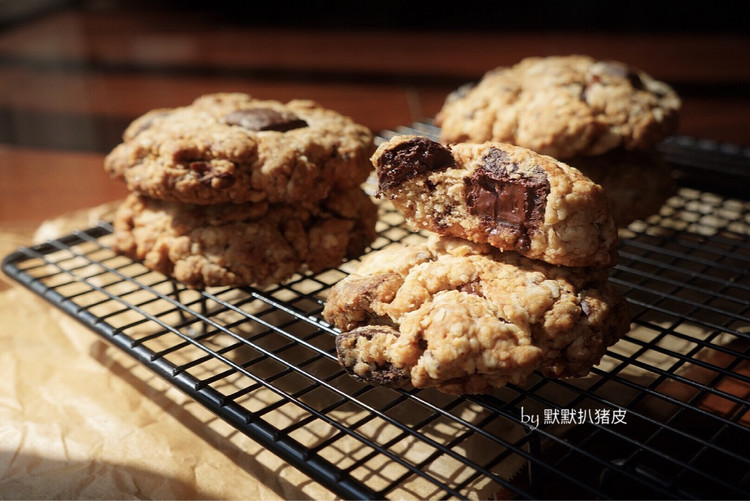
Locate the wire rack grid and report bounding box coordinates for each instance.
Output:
[3,124,750,499]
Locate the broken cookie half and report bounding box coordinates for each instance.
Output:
[372,135,618,268]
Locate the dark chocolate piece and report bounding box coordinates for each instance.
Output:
[225,108,308,132]
[465,147,549,250]
[376,137,455,193]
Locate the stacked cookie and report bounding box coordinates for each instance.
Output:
[436,55,682,226]
[105,93,378,289]
[323,136,630,394]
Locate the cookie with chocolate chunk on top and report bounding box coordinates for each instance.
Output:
[372,135,618,268]
[105,93,374,206]
[435,55,681,159]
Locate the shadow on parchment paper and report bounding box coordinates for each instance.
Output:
[89,337,328,501]
[86,283,533,499]
[0,451,198,499]
[174,304,532,499]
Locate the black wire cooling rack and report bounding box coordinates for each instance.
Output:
[3,124,749,499]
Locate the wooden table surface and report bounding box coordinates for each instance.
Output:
[1,1,749,234]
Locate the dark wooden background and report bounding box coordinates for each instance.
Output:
[1,0,748,230]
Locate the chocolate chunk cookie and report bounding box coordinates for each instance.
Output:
[105,93,375,206]
[113,188,378,289]
[372,135,618,267]
[435,55,681,159]
[323,235,630,394]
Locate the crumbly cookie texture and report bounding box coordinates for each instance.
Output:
[570,149,676,227]
[323,235,630,394]
[372,135,618,267]
[113,188,377,289]
[105,93,375,206]
[435,55,681,159]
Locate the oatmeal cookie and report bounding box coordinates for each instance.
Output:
[323,235,630,394]
[105,93,374,206]
[372,135,618,267]
[113,188,377,289]
[435,55,681,159]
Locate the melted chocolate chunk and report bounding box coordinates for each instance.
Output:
[225,108,308,132]
[465,148,549,250]
[376,137,455,193]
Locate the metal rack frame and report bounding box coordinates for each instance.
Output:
[3,126,749,499]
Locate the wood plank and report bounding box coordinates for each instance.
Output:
[1,5,748,230]
[1,9,749,84]
[2,67,748,148]
[0,146,129,224]
[0,71,440,150]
